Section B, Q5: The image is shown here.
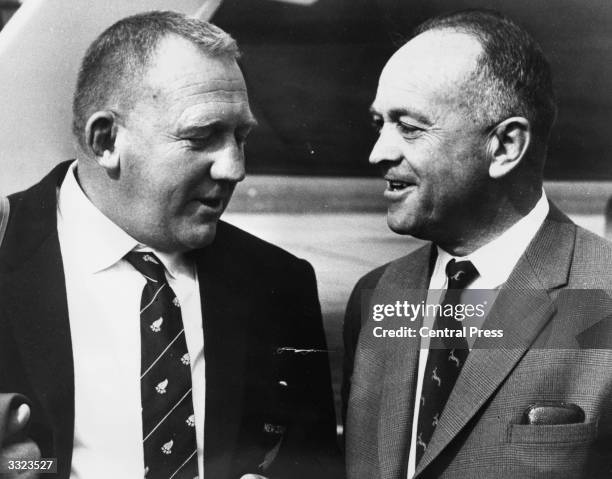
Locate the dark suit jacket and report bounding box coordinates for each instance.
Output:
[343,205,612,478]
[0,162,342,478]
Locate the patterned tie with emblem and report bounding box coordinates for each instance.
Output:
[416,259,479,465]
[125,252,198,479]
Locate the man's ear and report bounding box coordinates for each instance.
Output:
[84,111,120,177]
[486,117,531,179]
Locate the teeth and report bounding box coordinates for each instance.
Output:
[387,180,409,191]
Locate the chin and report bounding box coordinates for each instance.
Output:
[385,198,436,240]
[386,211,420,237]
[185,222,218,250]
[167,221,218,253]
[387,216,435,245]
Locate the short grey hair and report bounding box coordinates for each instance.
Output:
[72,10,240,149]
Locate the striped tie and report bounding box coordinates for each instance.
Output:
[125,252,198,479]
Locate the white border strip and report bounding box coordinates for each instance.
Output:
[0,196,9,248]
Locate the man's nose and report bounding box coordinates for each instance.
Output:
[210,137,246,183]
[369,125,403,165]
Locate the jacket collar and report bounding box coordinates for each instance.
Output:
[2,161,71,271]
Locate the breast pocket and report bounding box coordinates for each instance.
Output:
[509,421,598,444]
[507,422,599,478]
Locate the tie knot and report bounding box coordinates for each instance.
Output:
[445,259,478,289]
[125,252,167,283]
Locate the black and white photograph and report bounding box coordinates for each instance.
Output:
[1,1,611,478]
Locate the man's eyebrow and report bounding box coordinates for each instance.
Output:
[176,116,259,134]
[369,106,433,127]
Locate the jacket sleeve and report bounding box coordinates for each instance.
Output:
[341,267,385,436]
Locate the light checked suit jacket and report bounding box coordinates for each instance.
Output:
[343,204,612,479]
[0,161,343,479]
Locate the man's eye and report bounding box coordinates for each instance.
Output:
[397,121,422,138]
[371,117,383,133]
[187,137,210,149]
[235,128,251,146]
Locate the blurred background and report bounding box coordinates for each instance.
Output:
[1,0,611,429]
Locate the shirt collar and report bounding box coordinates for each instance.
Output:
[57,161,188,277]
[132,245,188,280]
[435,190,550,288]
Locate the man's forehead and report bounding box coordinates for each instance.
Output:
[164,78,248,102]
[372,29,482,116]
[144,34,244,90]
[174,92,255,129]
[379,30,482,92]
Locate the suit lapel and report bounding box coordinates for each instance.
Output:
[2,162,74,478]
[196,224,252,478]
[414,205,576,477]
[374,244,434,479]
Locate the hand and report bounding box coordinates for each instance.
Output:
[0,403,41,478]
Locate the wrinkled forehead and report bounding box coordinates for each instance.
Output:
[163,77,249,106]
[172,77,255,130]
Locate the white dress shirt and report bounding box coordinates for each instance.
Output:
[56,161,205,479]
[406,192,550,478]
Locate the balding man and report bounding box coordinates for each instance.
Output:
[0,11,340,479]
[343,9,612,479]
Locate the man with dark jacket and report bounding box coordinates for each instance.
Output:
[0,11,339,479]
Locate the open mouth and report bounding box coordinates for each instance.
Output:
[386,180,413,191]
[198,197,224,210]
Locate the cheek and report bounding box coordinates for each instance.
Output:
[415,159,466,216]
[129,151,187,193]
[411,146,454,191]
[430,137,486,184]
[163,169,209,216]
